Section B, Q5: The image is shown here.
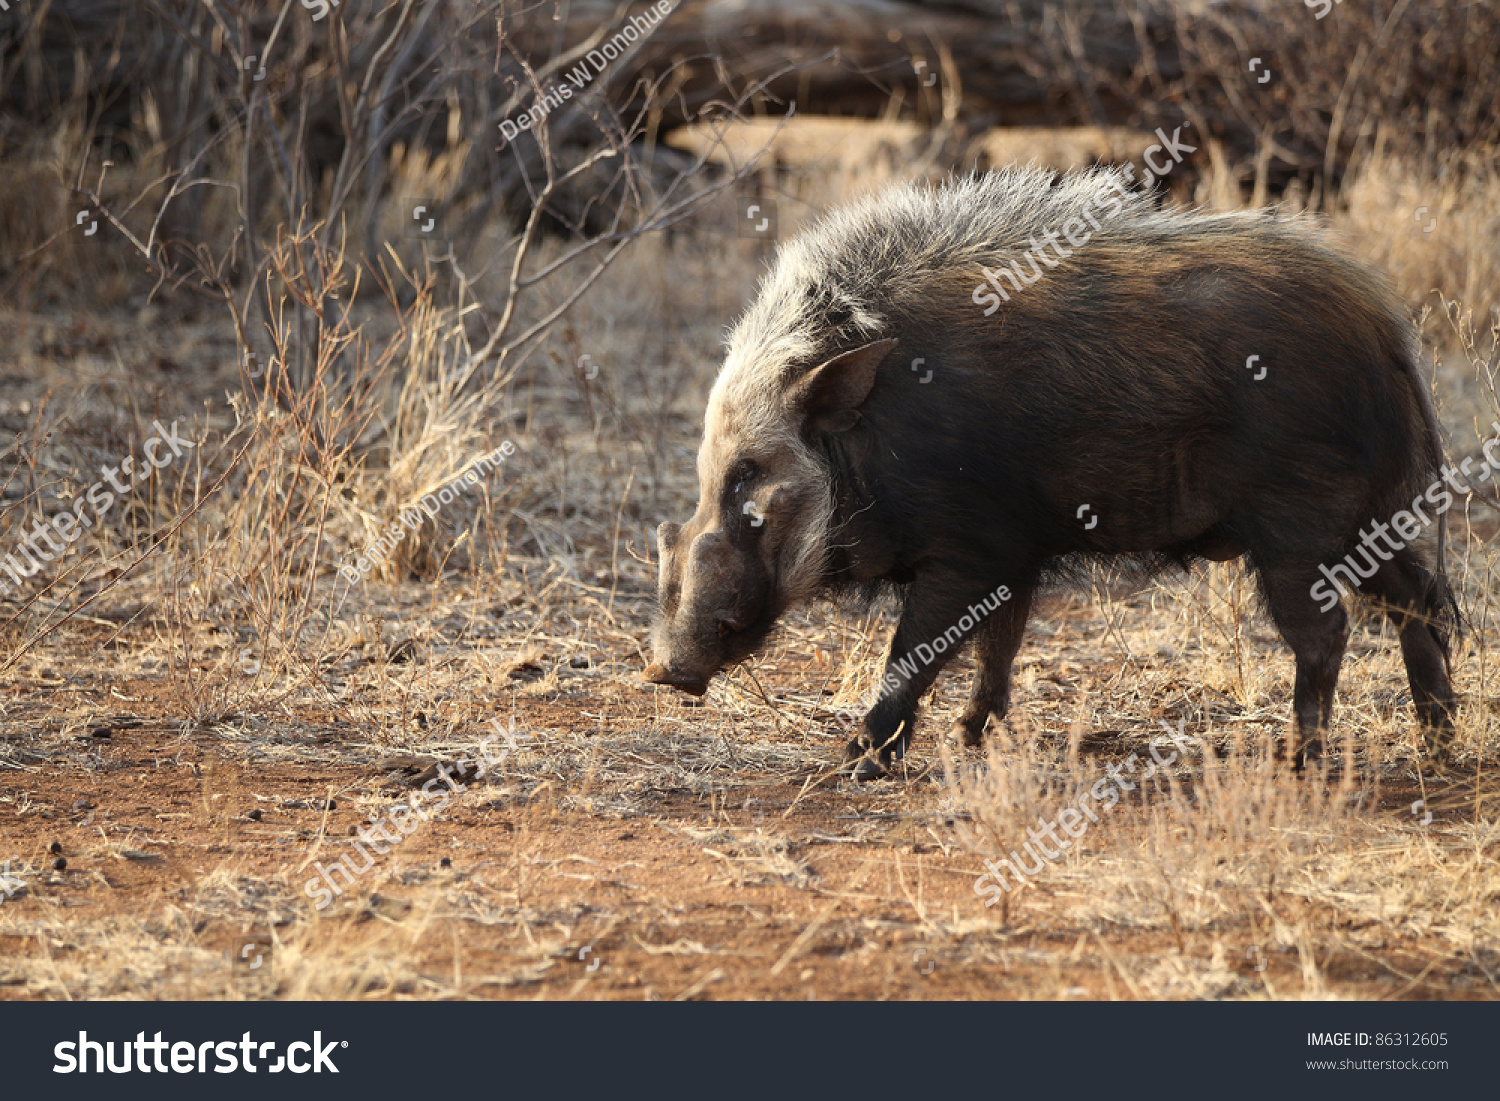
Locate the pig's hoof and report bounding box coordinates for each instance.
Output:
[845,754,890,781]
[950,716,987,748]
[841,737,899,781]
[1421,726,1455,773]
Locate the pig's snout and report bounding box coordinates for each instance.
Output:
[642,662,710,696]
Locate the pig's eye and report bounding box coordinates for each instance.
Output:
[724,460,760,514]
[716,621,733,638]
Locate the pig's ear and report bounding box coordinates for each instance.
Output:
[788,338,898,433]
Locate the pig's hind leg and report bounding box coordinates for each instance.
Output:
[1255,555,1350,768]
[1359,546,1458,764]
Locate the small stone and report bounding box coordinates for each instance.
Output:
[440,857,451,868]
[569,655,590,669]
[48,840,62,854]
[52,857,67,871]
[247,809,263,821]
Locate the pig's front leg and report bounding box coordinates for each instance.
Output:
[842,574,1016,780]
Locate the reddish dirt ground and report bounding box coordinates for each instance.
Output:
[3,594,1493,1001]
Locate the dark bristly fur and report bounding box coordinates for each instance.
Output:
[645,167,1458,779]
